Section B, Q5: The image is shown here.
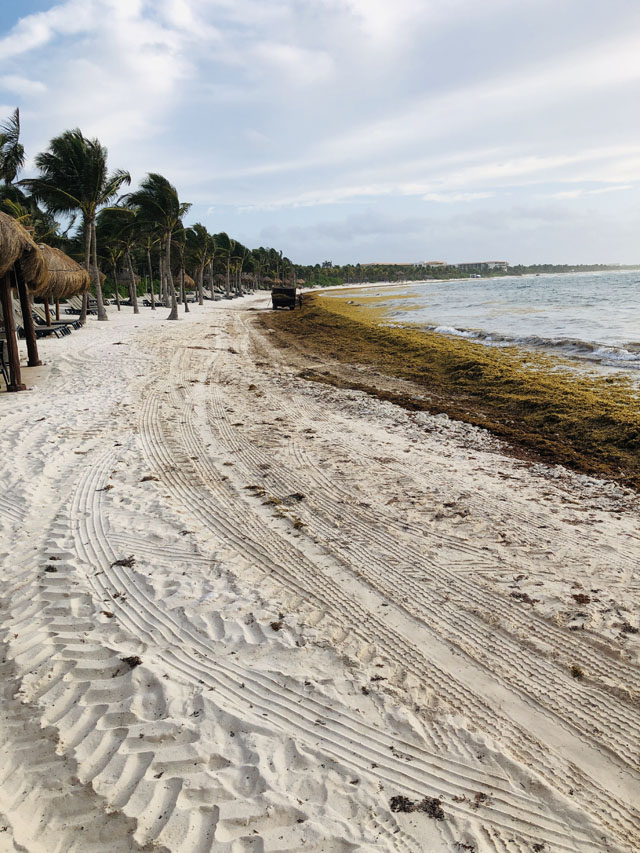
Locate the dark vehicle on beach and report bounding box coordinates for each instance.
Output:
[271,285,301,310]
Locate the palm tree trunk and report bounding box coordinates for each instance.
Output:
[146,249,155,310]
[209,261,215,300]
[112,263,121,310]
[92,218,108,321]
[126,250,140,314]
[181,266,189,313]
[197,263,204,305]
[79,222,91,326]
[158,250,165,305]
[225,256,230,296]
[166,235,178,320]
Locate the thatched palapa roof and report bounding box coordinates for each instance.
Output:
[183,273,195,290]
[0,210,48,288]
[32,244,91,300]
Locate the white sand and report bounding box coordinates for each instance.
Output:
[0,296,638,852]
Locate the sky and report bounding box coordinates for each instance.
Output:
[1,0,640,265]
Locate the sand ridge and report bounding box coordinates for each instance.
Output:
[0,295,638,851]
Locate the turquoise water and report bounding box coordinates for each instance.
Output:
[334,271,640,372]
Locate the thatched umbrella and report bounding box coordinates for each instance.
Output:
[183,272,195,290]
[32,244,91,324]
[0,211,48,390]
[33,244,91,301]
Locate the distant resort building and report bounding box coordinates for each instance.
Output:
[455,261,508,272]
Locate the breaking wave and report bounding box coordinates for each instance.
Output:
[424,324,640,368]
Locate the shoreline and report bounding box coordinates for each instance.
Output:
[1,297,639,851]
[261,293,640,489]
[314,274,640,378]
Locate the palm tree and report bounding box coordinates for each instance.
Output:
[125,174,190,320]
[97,206,140,313]
[214,232,233,297]
[186,223,214,305]
[21,128,130,322]
[0,109,25,185]
[140,225,161,310]
[172,221,189,313]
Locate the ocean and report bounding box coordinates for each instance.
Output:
[335,271,640,374]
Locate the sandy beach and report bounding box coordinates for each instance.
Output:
[0,294,639,852]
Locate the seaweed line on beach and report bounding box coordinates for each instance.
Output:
[259,294,640,489]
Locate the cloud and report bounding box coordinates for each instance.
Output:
[0,75,47,96]
[545,184,634,200]
[0,0,100,61]
[252,43,334,86]
[423,192,494,203]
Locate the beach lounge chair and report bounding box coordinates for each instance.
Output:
[64,295,83,314]
[10,298,68,339]
[33,304,80,332]
[64,295,98,314]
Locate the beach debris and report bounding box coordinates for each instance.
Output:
[281,492,306,505]
[570,665,585,680]
[510,591,539,606]
[111,555,136,568]
[471,792,491,810]
[227,346,238,354]
[96,484,113,492]
[121,655,142,669]
[140,475,159,482]
[390,795,445,820]
[415,797,446,819]
[621,622,638,634]
[44,565,58,573]
[572,593,591,605]
[390,795,422,814]
[102,611,114,618]
[270,621,283,632]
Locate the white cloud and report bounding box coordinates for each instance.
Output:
[0,75,46,96]
[545,184,634,200]
[0,0,99,60]
[252,42,334,86]
[423,192,494,203]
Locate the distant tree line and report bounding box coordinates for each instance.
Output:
[294,261,640,287]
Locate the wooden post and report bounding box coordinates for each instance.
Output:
[15,268,41,367]
[0,273,26,391]
[55,299,60,321]
[44,298,51,326]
